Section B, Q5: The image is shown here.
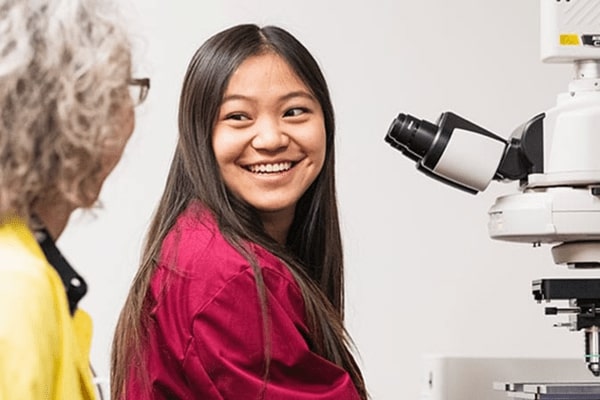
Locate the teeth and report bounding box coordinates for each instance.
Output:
[248,162,292,174]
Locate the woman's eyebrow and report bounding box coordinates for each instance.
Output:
[221,94,253,104]
[279,91,316,102]
[221,90,316,105]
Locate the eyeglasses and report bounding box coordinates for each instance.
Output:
[128,78,150,106]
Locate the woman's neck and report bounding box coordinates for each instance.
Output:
[32,197,75,240]
[259,208,295,245]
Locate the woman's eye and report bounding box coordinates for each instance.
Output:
[226,113,250,121]
[284,107,308,117]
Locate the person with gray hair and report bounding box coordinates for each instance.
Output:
[0,0,149,399]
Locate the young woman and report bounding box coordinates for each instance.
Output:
[0,0,149,398]
[111,24,367,399]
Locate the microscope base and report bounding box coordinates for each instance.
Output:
[494,382,600,399]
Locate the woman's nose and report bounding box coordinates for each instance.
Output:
[251,117,290,151]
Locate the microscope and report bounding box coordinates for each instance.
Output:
[385,0,600,397]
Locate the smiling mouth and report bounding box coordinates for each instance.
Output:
[245,161,295,174]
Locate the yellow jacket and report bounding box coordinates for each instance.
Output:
[0,216,96,400]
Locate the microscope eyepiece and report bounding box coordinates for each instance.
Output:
[385,113,439,162]
[385,111,510,194]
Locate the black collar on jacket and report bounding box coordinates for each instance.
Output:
[36,227,87,316]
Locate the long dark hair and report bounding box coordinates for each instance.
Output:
[111,24,367,399]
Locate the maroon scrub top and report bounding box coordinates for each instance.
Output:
[125,202,361,399]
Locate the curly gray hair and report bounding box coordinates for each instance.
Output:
[0,0,132,219]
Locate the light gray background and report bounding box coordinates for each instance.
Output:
[58,1,597,398]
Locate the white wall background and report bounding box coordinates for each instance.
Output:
[57,1,596,399]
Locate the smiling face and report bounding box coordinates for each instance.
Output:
[212,52,326,238]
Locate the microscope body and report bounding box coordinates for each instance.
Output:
[490,66,600,262]
[385,0,600,377]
